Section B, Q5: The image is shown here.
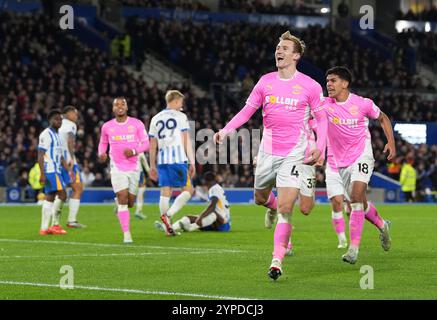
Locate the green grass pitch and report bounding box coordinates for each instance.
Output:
[1,203,436,300]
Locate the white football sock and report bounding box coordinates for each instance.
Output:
[41,200,53,230]
[68,199,80,223]
[52,197,64,226]
[172,216,191,231]
[185,223,200,232]
[167,191,191,217]
[159,196,170,216]
[136,187,145,213]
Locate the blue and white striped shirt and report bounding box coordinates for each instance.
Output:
[149,109,190,165]
[38,127,63,174]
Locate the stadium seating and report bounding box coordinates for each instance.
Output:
[1,9,436,198]
[126,19,427,90]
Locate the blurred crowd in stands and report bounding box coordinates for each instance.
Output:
[125,18,435,91]
[120,0,210,11]
[219,0,322,15]
[397,28,437,69]
[120,0,322,16]
[397,7,437,22]
[0,10,436,202]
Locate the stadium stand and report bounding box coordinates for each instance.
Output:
[1,4,436,200]
[126,18,432,90]
[396,7,437,22]
[396,28,437,69]
[120,0,210,11]
[219,0,322,15]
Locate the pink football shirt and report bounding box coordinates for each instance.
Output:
[98,117,149,172]
[243,71,326,157]
[324,93,380,168]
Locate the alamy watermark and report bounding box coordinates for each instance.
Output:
[60,265,74,289]
[359,5,374,30]
[59,5,74,30]
[360,265,374,289]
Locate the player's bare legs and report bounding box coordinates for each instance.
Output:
[127,193,136,208]
[269,187,299,280]
[330,195,347,248]
[299,195,314,215]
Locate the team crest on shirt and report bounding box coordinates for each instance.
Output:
[109,128,115,133]
[128,125,135,133]
[292,85,302,95]
[349,105,359,115]
[266,84,273,90]
[327,105,335,113]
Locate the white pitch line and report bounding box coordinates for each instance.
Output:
[0,251,219,260]
[0,280,256,300]
[0,239,243,253]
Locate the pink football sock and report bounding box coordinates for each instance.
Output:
[117,210,130,233]
[365,202,385,229]
[264,192,277,210]
[349,210,365,248]
[332,216,346,235]
[273,223,292,260]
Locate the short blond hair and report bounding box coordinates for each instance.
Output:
[279,31,306,56]
[165,90,185,104]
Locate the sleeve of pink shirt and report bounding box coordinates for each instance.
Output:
[220,79,263,135]
[308,82,327,160]
[135,122,150,154]
[363,98,381,119]
[97,123,108,156]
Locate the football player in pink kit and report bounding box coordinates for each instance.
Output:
[98,97,150,243]
[325,138,349,249]
[214,31,327,280]
[323,66,395,264]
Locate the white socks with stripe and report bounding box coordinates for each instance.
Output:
[159,196,170,216]
[167,191,191,218]
[41,200,53,230]
[68,199,80,223]
[136,187,145,213]
[52,197,64,226]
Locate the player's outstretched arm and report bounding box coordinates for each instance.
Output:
[149,137,158,182]
[378,111,396,161]
[214,104,258,144]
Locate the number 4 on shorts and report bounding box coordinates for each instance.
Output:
[291,165,299,177]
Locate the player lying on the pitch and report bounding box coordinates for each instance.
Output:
[155,172,231,234]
